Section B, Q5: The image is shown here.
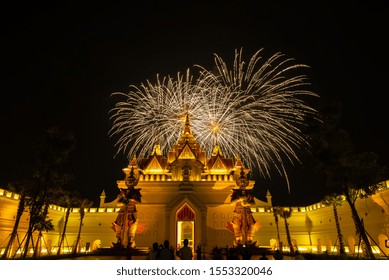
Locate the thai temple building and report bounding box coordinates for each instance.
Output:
[1,116,389,258]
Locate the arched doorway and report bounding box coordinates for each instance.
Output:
[176,204,195,250]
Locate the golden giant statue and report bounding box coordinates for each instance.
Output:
[228,169,260,246]
[112,167,142,248]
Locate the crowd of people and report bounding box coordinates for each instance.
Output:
[148,239,202,260]
[147,241,305,260]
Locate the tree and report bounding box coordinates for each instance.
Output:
[56,189,80,255]
[32,202,55,258]
[20,127,76,259]
[31,187,60,258]
[72,198,93,255]
[1,181,30,259]
[272,207,282,250]
[305,101,388,259]
[20,179,45,259]
[322,193,345,255]
[274,207,294,254]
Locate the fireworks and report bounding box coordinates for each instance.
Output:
[109,48,318,179]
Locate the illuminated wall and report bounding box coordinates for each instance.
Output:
[1,181,388,258]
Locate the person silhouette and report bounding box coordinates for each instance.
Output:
[196,244,202,260]
[158,240,174,260]
[149,242,159,260]
[176,239,193,260]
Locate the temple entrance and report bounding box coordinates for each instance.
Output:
[176,204,195,250]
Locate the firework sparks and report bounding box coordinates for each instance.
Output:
[109,48,318,180]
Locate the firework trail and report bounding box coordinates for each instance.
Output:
[109,69,205,160]
[109,48,318,180]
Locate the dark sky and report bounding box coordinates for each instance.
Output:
[1,1,388,206]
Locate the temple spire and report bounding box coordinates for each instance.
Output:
[183,113,192,135]
[151,143,162,155]
[129,154,138,167]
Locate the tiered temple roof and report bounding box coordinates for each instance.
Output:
[119,114,250,183]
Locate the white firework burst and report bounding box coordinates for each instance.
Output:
[109,48,318,180]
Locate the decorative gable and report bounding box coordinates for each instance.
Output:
[145,156,163,173]
[210,156,227,172]
[178,144,196,159]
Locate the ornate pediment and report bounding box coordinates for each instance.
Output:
[144,156,163,173]
[210,156,227,171]
[178,144,196,159]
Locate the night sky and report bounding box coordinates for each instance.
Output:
[1,1,388,206]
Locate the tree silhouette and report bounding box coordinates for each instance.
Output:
[274,206,294,254]
[1,181,30,259]
[305,101,388,259]
[56,189,80,255]
[272,206,282,250]
[322,193,345,255]
[20,127,76,259]
[72,198,93,255]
